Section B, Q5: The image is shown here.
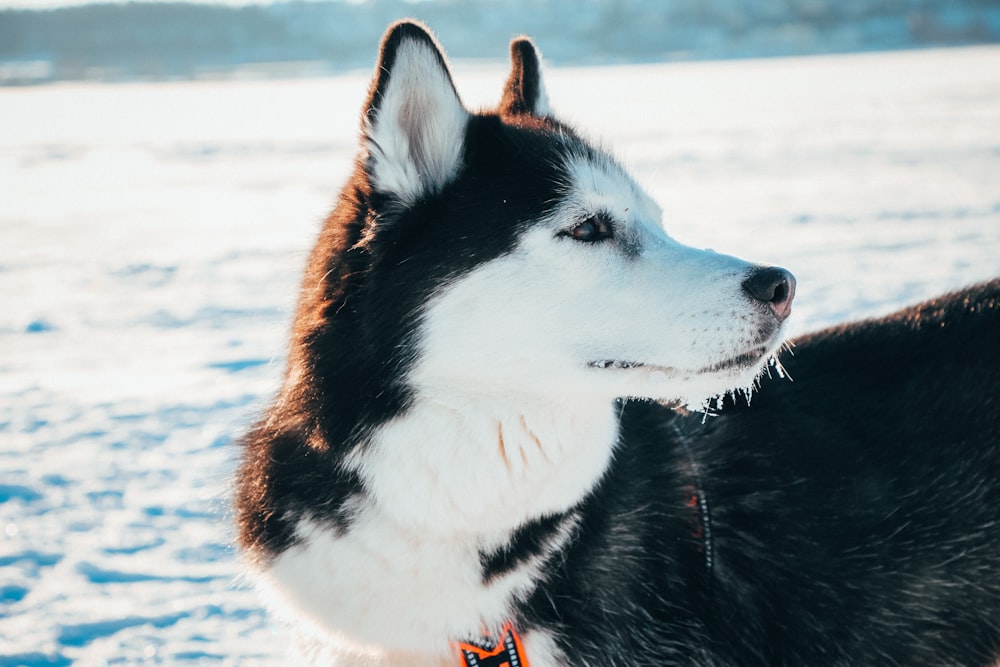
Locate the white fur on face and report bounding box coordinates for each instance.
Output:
[410,153,786,410]
[364,39,469,204]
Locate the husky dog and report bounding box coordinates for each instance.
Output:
[236,21,1000,667]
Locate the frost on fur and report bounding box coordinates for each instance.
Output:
[693,348,793,420]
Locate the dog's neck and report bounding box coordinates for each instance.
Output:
[352,391,622,538]
[261,392,618,663]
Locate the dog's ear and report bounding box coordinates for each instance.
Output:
[362,21,468,203]
[499,37,551,118]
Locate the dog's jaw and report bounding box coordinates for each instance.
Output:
[588,343,773,377]
[585,336,788,409]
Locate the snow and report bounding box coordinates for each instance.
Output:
[2,45,999,665]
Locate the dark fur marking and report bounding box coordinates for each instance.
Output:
[235,424,365,560]
[480,512,574,584]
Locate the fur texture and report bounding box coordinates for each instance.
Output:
[235,20,1000,666]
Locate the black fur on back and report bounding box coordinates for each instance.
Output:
[518,279,1000,666]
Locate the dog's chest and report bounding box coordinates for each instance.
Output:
[254,402,619,663]
[259,514,545,658]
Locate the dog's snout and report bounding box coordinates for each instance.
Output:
[743,266,796,322]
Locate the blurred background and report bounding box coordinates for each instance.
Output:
[2,0,999,85]
[3,1,1000,665]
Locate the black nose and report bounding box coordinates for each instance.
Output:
[742,266,796,322]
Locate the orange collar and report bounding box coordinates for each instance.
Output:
[456,622,530,667]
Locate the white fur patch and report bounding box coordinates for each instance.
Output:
[355,398,615,536]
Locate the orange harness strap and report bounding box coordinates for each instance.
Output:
[456,622,530,667]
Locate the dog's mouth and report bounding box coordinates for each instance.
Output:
[696,346,770,375]
[588,346,771,377]
[588,360,658,371]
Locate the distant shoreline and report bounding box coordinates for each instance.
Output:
[2,0,999,86]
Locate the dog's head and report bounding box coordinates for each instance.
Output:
[305,21,794,418]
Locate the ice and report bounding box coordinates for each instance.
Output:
[2,46,999,664]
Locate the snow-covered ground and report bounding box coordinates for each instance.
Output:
[2,45,999,665]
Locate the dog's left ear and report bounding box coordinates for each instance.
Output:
[362,21,469,203]
[499,37,551,118]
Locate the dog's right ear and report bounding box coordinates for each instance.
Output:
[362,21,469,204]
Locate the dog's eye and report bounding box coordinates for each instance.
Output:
[564,215,614,243]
